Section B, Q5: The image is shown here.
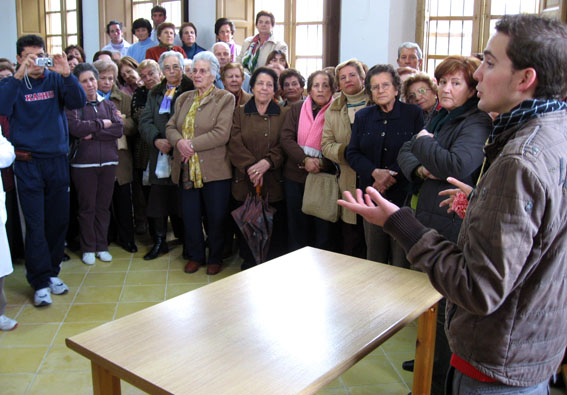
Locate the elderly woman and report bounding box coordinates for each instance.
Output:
[139,51,194,260]
[403,72,440,125]
[145,23,187,61]
[221,63,252,107]
[321,59,369,258]
[238,10,288,74]
[179,22,206,60]
[228,67,287,269]
[166,51,234,275]
[131,59,163,235]
[215,18,241,62]
[346,64,423,266]
[117,56,141,97]
[280,70,336,251]
[93,59,138,253]
[396,56,492,395]
[66,63,123,265]
[279,68,305,106]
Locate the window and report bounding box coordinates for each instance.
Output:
[421,0,539,72]
[254,0,324,79]
[44,0,80,55]
[132,0,182,42]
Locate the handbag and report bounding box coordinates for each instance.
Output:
[155,151,172,178]
[302,168,340,223]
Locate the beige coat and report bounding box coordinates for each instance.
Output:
[321,93,367,224]
[237,36,288,72]
[110,85,135,185]
[166,88,235,185]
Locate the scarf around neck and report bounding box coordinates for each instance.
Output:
[242,34,270,73]
[491,99,567,141]
[181,85,215,189]
[427,97,478,136]
[297,95,333,157]
[343,89,368,123]
[159,84,177,114]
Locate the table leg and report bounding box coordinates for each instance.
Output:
[91,361,121,395]
[412,303,438,395]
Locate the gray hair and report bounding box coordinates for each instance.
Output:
[192,51,220,79]
[93,59,118,78]
[73,62,99,80]
[211,41,230,52]
[397,42,423,60]
[183,58,193,67]
[158,51,184,72]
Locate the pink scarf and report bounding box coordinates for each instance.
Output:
[297,95,333,157]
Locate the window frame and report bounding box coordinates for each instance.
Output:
[44,0,82,56]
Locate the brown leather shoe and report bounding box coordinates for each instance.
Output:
[184,261,200,273]
[206,263,221,275]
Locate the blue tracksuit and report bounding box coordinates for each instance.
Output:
[0,69,86,289]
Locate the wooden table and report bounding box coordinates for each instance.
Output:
[66,247,442,395]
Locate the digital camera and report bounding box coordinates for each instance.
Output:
[35,57,53,67]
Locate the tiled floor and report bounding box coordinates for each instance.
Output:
[0,236,433,394]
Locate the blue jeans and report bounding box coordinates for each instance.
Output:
[449,367,550,394]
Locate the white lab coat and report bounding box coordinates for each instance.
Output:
[0,130,15,276]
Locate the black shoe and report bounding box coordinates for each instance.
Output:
[143,237,168,260]
[120,241,138,253]
[62,253,71,262]
[402,359,414,372]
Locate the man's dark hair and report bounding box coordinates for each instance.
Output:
[279,68,305,91]
[16,35,45,57]
[151,5,167,17]
[495,14,567,100]
[132,18,152,35]
[106,21,123,35]
[214,18,235,35]
[92,50,114,62]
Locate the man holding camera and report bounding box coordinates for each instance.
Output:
[0,34,86,307]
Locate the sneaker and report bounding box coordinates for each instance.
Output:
[49,277,69,295]
[34,287,52,307]
[0,315,18,331]
[82,252,95,265]
[96,251,112,262]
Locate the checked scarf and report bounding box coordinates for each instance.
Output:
[491,99,567,141]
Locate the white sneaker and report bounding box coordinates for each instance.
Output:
[49,277,69,295]
[0,315,18,331]
[34,287,52,307]
[96,251,112,262]
[82,252,95,265]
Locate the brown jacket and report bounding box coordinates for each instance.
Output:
[280,100,333,184]
[228,99,287,202]
[110,85,135,185]
[166,87,234,185]
[385,110,567,386]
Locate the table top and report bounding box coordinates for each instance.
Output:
[66,247,442,395]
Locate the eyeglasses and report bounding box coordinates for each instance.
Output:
[163,64,181,72]
[407,88,431,102]
[370,83,392,92]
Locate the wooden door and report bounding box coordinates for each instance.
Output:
[216,0,254,43]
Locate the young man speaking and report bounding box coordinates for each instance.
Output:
[339,14,567,394]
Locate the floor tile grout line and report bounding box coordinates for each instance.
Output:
[24,266,90,395]
[382,348,413,393]
[112,252,134,321]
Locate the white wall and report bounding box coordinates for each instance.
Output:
[82,0,100,61]
[188,0,217,51]
[0,1,18,63]
[340,0,417,68]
